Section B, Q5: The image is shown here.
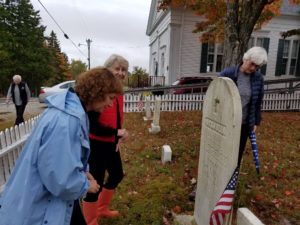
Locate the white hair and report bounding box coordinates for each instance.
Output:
[243,46,268,66]
[13,74,22,82]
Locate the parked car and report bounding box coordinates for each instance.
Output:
[38,80,75,103]
[171,76,213,94]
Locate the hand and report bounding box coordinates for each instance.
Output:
[88,179,100,193]
[117,129,129,143]
[6,99,9,107]
[253,125,257,133]
[86,172,95,181]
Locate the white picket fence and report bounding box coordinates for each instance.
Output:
[124,94,206,112]
[0,115,40,192]
[0,92,299,192]
[124,92,300,112]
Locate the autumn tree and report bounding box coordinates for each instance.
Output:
[0,0,52,95]
[128,66,149,88]
[69,59,87,79]
[159,0,299,67]
[281,0,300,38]
[45,31,71,85]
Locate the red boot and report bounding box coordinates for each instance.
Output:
[97,188,120,218]
[82,201,98,225]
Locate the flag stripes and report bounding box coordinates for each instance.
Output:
[209,167,239,225]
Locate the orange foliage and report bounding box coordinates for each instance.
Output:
[158,0,287,40]
[289,0,300,4]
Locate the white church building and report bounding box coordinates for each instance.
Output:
[146,0,300,85]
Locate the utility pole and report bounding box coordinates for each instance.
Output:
[86,39,92,70]
[78,38,92,69]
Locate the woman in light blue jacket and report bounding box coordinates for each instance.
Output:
[0,67,123,225]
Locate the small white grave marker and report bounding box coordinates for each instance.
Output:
[161,145,172,164]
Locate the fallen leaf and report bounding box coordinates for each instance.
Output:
[284,190,294,196]
[172,205,181,213]
[255,194,263,201]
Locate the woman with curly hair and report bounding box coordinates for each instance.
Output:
[0,67,123,225]
[82,54,129,225]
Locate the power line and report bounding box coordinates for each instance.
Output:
[37,0,86,57]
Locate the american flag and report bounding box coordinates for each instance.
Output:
[249,131,260,174]
[137,96,144,111]
[209,167,240,225]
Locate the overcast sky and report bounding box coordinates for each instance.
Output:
[31,0,152,72]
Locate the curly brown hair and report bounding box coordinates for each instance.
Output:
[75,67,123,106]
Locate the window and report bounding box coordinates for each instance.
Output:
[200,43,224,73]
[160,52,165,76]
[276,39,300,76]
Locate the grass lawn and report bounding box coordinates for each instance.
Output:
[98,111,299,225]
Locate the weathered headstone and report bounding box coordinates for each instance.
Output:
[143,96,153,121]
[194,77,242,225]
[149,96,161,134]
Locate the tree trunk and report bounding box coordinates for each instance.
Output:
[222,0,270,68]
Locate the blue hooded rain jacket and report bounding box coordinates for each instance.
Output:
[0,89,90,225]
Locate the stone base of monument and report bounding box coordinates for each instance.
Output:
[143,116,153,121]
[161,145,172,164]
[148,123,161,134]
[173,208,264,225]
[237,208,264,225]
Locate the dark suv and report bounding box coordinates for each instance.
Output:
[171,76,213,94]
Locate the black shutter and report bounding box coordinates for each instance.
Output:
[295,42,300,77]
[260,38,270,75]
[275,39,284,76]
[200,43,208,73]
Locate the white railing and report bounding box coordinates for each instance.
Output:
[124,92,300,112]
[0,115,40,192]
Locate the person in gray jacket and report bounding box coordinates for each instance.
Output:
[6,74,31,125]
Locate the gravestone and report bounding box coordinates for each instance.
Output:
[161,145,172,164]
[194,77,242,225]
[149,96,161,134]
[143,96,153,121]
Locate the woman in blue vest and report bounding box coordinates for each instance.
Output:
[6,74,31,125]
[219,46,268,166]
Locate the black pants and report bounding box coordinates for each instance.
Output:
[15,104,26,125]
[84,140,124,202]
[238,124,250,166]
[70,200,86,225]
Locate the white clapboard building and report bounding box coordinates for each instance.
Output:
[146,0,300,85]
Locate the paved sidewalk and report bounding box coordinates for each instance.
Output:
[0,98,45,126]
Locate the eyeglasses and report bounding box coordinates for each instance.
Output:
[249,61,260,69]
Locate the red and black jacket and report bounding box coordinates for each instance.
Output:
[88,95,123,143]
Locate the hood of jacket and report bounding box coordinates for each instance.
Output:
[45,89,86,121]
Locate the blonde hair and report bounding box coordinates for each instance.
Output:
[104,54,129,70]
[75,67,123,106]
